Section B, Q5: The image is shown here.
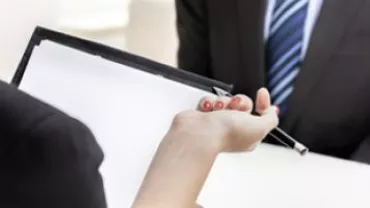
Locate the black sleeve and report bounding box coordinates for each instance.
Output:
[175,0,212,77]
[0,81,107,208]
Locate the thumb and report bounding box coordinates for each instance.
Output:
[259,106,279,132]
[255,88,271,114]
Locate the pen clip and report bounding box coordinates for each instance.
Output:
[213,86,232,97]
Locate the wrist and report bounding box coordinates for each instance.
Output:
[134,111,222,207]
[168,111,226,155]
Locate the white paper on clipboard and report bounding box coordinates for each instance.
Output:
[19,40,215,208]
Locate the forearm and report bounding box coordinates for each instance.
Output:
[133,121,220,208]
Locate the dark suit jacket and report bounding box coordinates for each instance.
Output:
[0,81,107,207]
[176,0,370,163]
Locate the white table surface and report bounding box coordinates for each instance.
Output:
[198,143,370,208]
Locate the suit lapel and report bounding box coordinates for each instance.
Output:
[235,0,267,98]
[282,0,365,132]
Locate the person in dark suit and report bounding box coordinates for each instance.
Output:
[175,0,370,163]
[0,79,277,207]
[0,81,107,208]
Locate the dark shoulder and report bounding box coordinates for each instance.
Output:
[0,81,107,208]
[0,80,103,168]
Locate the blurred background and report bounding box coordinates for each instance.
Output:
[0,0,177,81]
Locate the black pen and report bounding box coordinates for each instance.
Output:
[212,87,309,156]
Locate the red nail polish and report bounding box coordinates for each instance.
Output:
[232,96,241,103]
[215,101,224,109]
[228,103,236,110]
[203,101,212,110]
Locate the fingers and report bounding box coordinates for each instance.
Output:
[227,94,253,112]
[255,88,271,114]
[198,96,215,112]
[213,96,231,110]
[198,94,253,112]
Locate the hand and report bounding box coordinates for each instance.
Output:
[133,88,278,208]
[172,88,279,154]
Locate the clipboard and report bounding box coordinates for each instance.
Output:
[12,27,232,92]
[11,26,233,208]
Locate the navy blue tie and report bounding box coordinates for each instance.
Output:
[266,0,309,116]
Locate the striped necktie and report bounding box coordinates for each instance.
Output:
[266,0,309,116]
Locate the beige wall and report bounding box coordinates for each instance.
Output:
[126,0,178,67]
[0,0,58,81]
[0,0,177,82]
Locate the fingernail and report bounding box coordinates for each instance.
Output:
[228,102,236,109]
[215,101,224,110]
[231,96,241,103]
[203,100,212,110]
[228,97,241,109]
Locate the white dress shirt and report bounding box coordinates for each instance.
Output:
[264,0,324,59]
